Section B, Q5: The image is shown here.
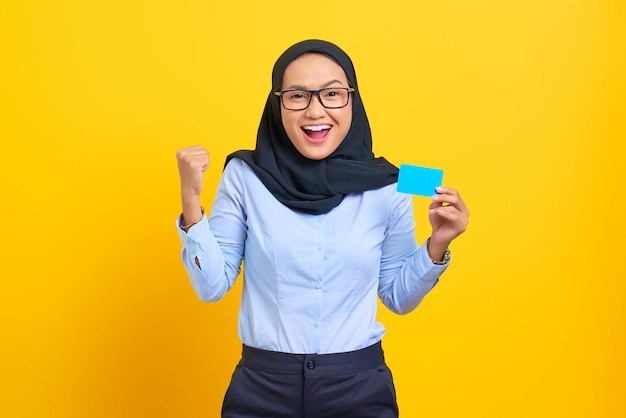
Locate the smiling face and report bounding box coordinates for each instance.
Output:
[279,53,353,160]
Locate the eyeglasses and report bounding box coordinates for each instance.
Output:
[274,87,355,110]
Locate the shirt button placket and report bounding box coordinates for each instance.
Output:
[311,216,324,353]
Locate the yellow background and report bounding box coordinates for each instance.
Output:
[1,0,624,417]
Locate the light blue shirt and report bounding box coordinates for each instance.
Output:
[177,158,449,354]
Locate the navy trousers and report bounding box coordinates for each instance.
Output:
[221,341,399,418]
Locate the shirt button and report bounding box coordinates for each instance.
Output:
[315,282,321,289]
[307,360,316,370]
[316,244,322,251]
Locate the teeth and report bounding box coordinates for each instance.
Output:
[303,125,331,131]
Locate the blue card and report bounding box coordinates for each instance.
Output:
[397,164,444,196]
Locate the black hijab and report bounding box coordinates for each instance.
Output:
[227,39,398,215]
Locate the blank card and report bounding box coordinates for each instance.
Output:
[397,164,444,196]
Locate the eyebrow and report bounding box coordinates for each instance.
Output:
[284,79,346,91]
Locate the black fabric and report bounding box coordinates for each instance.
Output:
[221,342,399,418]
[226,39,398,215]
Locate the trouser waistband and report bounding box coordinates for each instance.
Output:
[239,341,385,376]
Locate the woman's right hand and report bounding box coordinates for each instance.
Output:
[176,146,210,231]
[176,145,210,198]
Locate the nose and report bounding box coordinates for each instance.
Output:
[305,93,325,117]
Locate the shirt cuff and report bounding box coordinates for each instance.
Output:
[176,213,210,246]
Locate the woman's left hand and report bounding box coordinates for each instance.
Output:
[428,186,470,251]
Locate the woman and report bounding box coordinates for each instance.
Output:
[176,39,469,418]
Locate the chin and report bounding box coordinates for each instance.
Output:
[301,149,331,160]
[300,140,342,161]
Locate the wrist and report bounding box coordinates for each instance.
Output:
[180,207,205,231]
[427,237,450,263]
[180,194,203,232]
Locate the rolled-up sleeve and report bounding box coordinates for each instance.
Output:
[176,160,247,302]
[378,193,449,314]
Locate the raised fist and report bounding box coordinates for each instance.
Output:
[176,145,210,198]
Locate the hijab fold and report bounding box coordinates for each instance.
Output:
[227,39,398,215]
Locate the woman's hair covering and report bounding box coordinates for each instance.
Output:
[227,39,398,215]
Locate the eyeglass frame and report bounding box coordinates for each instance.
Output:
[274,87,356,110]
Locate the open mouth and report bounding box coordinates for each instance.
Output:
[302,124,331,141]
